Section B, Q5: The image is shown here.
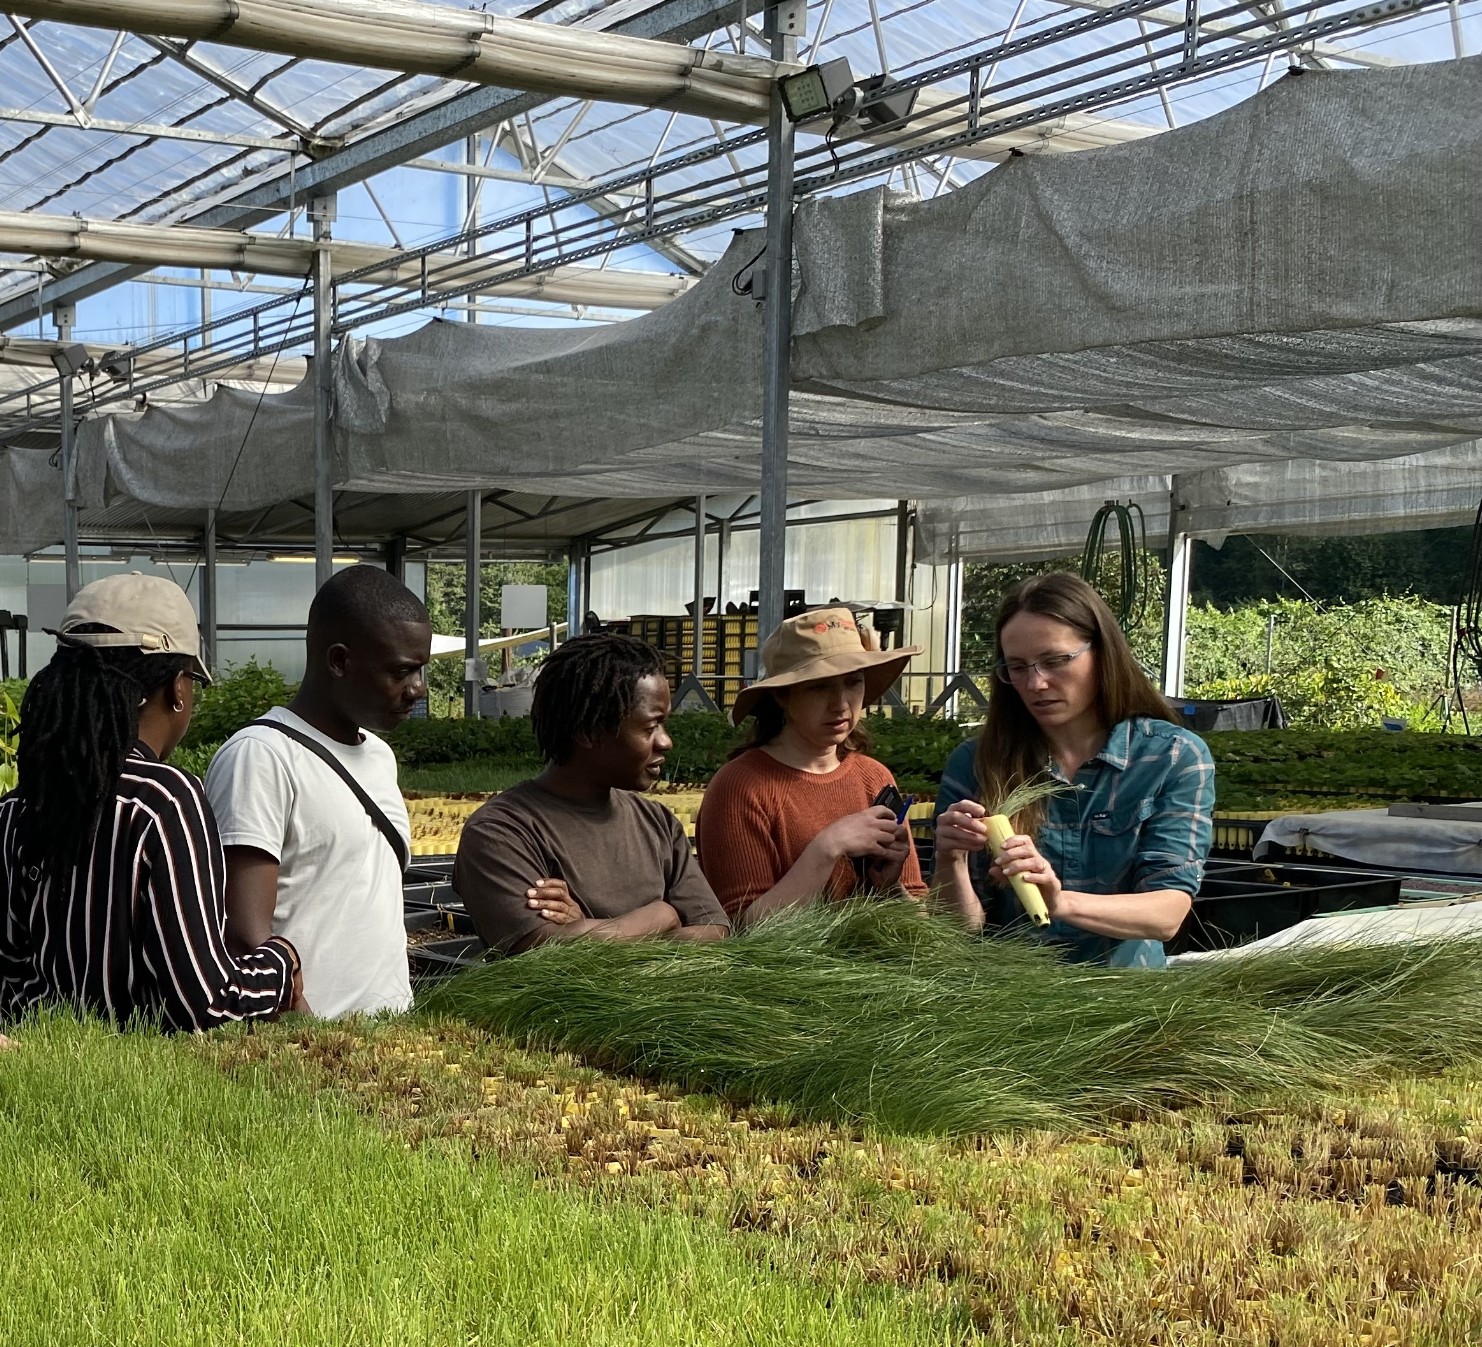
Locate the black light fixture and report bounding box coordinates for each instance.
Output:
[97,350,133,384]
[778,57,856,123]
[48,343,91,379]
[855,73,919,129]
[779,59,920,134]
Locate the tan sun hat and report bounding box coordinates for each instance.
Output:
[51,572,212,684]
[730,607,921,725]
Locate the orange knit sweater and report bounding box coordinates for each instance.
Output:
[695,748,927,919]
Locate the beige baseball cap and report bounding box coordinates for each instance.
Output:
[730,606,920,725]
[52,572,211,684]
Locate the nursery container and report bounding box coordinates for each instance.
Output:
[407,934,488,981]
[1203,860,1401,912]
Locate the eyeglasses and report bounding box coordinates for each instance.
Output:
[994,643,1093,685]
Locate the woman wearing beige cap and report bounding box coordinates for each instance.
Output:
[0,573,304,1032]
[695,608,927,927]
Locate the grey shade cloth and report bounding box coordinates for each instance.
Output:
[12,55,1481,555]
[914,442,1482,564]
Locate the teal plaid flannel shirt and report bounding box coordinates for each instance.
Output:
[933,716,1216,968]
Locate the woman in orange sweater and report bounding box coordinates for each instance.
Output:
[695,608,928,927]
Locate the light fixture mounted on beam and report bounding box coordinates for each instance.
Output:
[778,57,856,123]
[778,57,919,131]
[48,343,91,379]
[97,351,133,384]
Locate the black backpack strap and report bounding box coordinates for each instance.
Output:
[249,719,410,874]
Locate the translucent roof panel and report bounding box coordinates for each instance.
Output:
[0,0,1476,354]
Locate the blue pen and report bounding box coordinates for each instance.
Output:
[895,794,915,824]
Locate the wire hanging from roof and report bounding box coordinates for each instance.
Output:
[1079,498,1149,634]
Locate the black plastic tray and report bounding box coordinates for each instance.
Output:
[404,903,476,936]
[1203,859,1402,913]
[1170,877,1319,955]
[407,933,488,980]
[403,860,458,908]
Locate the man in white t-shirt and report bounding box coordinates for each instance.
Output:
[207,566,432,1018]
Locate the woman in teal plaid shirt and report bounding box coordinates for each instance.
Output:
[933,574,1215,968]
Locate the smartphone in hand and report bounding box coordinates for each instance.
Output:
[871,783,906,819]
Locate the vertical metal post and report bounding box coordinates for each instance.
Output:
[1161,489,1192,699]
[310,196,336,591]
[383,536,406,583]
[464,490,482,719]
[944,554,964,717]
[58,374,81,602]
[201,507,218,674]
[945,556,963,674]
[893,500,911,603]
[465,134,481,327]
[567,540,586,637]
[717,515,732,610]
[53,303,82,600]
[692,495,707,678]
[756,7,800,649]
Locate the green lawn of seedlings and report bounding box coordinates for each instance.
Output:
[400,757,541,795]
[0,1016,962,1347]
[202,1013,1482,1347]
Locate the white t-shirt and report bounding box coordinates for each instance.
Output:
[205,706,413,1019]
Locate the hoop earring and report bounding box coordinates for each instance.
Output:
[171,700,185,714]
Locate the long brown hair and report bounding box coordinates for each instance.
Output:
[974,573,1174,835]
[727,690,873,760]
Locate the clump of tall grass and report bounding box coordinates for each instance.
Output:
[421,902,1482,1135]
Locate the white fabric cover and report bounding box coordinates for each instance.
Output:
[1169,901,1482,962]
[1255,809,1482,876]
[11,54,1480,553]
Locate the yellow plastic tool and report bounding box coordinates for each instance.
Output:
[985,814,1050,927]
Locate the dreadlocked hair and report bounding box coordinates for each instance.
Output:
[16,627,194,877]
[532,633,666,765]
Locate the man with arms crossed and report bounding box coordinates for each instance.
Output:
[456,634,730,953]
[208,565,431,1016]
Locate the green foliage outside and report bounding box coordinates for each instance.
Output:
[423,560,570,714]
[1182,596,1453,730]
[0,1015,948,1347]
[1205,728,1482,813]
[391,713,537,765]
[183,658,294,749]
[0,685,17,794]
[400,759,545,795]
[961,551,1168,675]
[965,554,1458,731]
[1191,526,1472,608]
[385,709,1482,815]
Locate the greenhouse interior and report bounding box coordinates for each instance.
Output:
[4,2,1482,1344]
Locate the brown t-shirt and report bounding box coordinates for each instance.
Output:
[454,778,730,953]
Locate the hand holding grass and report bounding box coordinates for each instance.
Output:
[934,800,989,862]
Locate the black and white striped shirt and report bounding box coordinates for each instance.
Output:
[0,744,295,1032]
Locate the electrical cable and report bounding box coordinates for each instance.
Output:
[729,240,767,296]
[1079,499,1149,632]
